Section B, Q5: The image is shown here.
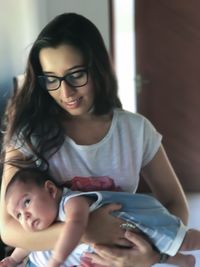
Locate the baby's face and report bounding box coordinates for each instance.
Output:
[6,181,58,232]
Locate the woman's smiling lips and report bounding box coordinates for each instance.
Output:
[62,97,83,109]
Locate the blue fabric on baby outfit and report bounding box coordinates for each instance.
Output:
[27,260,37,267]
[62,191,187,256]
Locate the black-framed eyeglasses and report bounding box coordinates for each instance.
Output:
[38,67,89,91]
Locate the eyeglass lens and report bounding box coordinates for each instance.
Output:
[38,68,88,91]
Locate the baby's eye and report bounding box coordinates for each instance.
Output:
[16,213,22,220]
[24,199,30,207]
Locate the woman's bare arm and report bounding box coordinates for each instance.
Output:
[83,145,188,247]
[81,145,188,267]
[0,148,127,250]
[0,147,63,250]
[141,145,189,224]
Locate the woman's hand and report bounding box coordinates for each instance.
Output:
[82,204,132,247]
[81,231,159,267]
[0,257,19,267]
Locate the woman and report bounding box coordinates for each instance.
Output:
[0,13,188,266]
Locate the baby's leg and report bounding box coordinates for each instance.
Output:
[166,253,195,267]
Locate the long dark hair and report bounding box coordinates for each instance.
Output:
[2,13,122,169]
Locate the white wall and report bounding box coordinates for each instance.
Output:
[0,0,40,112]
[0,0,110,114]
[45,0,110,48]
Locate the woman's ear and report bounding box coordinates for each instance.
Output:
[44,180,57,199]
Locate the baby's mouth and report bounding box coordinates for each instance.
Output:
[31,219,39,230]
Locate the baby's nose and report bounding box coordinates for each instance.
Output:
[24,211,31,220]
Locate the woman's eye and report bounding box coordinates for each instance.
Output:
[70,70,85,79]
[46,76,57,84]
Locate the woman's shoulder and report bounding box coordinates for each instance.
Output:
[114,109,150,126]
[114,109,160,138]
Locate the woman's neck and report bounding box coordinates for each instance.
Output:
[64,112,113,145]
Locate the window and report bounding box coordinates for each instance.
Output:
[112,0,136,112]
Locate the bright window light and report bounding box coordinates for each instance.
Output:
[113,0,136,112]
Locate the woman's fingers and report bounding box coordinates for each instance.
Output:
[82,231,159,267]
[83,247,131,267]
[124,231,152,252]
[84,203,125,245]
[104,203,122,212]
[79,255,106,267]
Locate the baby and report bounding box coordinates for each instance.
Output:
[0,168,199,267]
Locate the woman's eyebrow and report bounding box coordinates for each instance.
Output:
[42,65,86,75]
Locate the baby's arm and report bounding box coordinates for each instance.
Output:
[0,247,29,267]
[47,196,90,267]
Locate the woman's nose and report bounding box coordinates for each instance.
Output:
[59,80,75,98]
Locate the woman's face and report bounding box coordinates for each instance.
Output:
[39,44,94,117]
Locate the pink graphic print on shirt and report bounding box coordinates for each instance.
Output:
[63,176,122,192]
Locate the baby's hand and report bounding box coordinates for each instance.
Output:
[0,257,18,267]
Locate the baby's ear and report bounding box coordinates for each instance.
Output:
[44,180,57,198]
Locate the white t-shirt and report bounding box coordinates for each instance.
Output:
[13,109,162,192]
[15,109,162,266]
[47,109,162,192]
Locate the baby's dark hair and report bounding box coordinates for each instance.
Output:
[5,168,60,200]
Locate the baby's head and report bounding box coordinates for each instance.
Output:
[5,168,61,232]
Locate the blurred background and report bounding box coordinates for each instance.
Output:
[1,0,200,265]
[0,0,120,115]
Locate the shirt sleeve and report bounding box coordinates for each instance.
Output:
[10,132,44,167]
[10,132,32,157]
[142,117,162,167]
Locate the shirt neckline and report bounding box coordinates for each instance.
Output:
[64,109,119,149]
